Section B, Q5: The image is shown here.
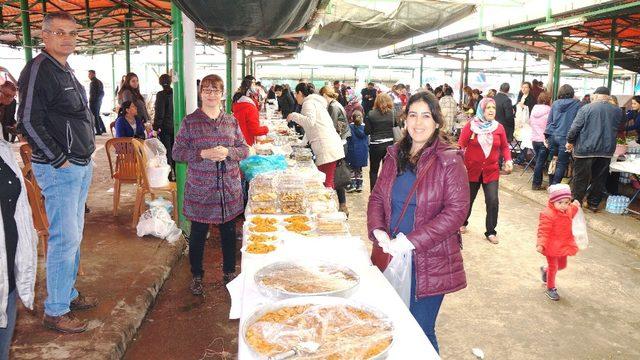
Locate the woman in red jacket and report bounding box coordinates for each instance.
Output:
[459,97,512,244]
[536,184,580,301]
[231,78,268,146]
[367,91,470,354]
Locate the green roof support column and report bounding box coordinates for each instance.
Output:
[20,0,32,62]
[546,0,552,22]
[607,19,617,90]
[464,50,470,87]
[225,40,232,112]
[241,45,246,78]
[552,36,562,100]
[172,2,187,227]
[419,56,424,88]
[521,52,527,83]
[41,0,47,14]
[125,6,132,73]
[165,33,170,74]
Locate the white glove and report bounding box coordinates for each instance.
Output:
[385,233,415,256]
[373,229,391,253]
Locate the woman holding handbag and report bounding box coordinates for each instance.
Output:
[367,91,470,354]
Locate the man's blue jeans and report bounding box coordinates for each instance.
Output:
[410,264,445,354]
[32,162,93,317]
[546,135,570,185]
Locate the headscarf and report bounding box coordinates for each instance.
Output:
[470,97,499,158]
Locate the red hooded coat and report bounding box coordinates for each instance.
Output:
[231,96,268,146]
[537,202,579,257]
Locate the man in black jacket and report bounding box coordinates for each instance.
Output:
[154,74,174,179]
[88,70,105,135]
[567,86,623,212]
[494,82,515,141]
[17,11,96,334]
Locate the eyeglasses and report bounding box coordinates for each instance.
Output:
[43,29,79,38]
[202,88,223,95]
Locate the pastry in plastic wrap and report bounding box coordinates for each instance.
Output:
[244,298,393,359]
[255,261,359,297]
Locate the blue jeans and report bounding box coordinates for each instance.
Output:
[532,141,549,187]
[409,264,445,354]
[0,290,17,360]
[546,135,570,185]
[32,162,93,317]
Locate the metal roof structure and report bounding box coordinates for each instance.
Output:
[379,0,640,73]
[0,0,315,55]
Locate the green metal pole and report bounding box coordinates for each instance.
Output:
[546,0,552,22]
[41,0,46,14]
[552,37,562,100]
[241,45,246,78]
[464,50,470,87]
[165,33,170,74]
[20,0,32,62]
[172,2,187,227]
[478,2,484,40]
[125,7,132,73]
[419,56,424,88]
[225,41,232,112]
[521,52,527,83]
[607,19,617,90]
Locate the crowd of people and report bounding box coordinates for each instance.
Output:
[0,9,639,359]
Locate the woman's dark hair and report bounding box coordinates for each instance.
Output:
[521,81,532,90]
[118,72,143,102]
[159,74,171,90]
[557,84,575,99]
[274,85,283,92]
[631,95,640,105]
[295,82,315,97]
[396,91,455,174]
[443,86,454,96]
[117,101,134,118]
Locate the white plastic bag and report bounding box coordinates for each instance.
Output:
[143,138,170,187]
[572,207,589,250]
[136,205,182,243]
[382,241,412,308]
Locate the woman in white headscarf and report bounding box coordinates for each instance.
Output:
[458,97,512,244]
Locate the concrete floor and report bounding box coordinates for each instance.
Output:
[125,170,640,359]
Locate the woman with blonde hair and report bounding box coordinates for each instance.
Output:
[365,92,395,190]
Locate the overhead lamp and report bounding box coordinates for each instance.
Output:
[534,16,586,33]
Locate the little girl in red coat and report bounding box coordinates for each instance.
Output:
[537,184,581,301]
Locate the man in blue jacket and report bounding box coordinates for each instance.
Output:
[17,11,96,333]
[544,84,582,185]
[566,86,623,212]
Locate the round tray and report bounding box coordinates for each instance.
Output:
[254,260,360,299]
[242,296,394,360]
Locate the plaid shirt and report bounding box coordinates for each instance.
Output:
[439,95,458,133]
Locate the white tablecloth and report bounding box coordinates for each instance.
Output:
[230,218,440,359]
[610,160,640,175]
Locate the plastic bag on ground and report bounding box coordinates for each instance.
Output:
[136,205,182,243]
[572,207,589,250]
[382,233,412,308]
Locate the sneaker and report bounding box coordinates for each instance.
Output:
[587,204,599,213]
[540,266,547,283]
[545,288,560,301]
[355,186,363,193]
[43,313,88,333]
[223,272,237,285]
[531,184,544,191]
[345,185,357,193]
[70,293,98,311]
[190,276,203,296]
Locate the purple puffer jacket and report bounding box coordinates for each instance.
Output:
[367,137,470,299]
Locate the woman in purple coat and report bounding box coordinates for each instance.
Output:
[172,74,249,295]
[367,91,470,354]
